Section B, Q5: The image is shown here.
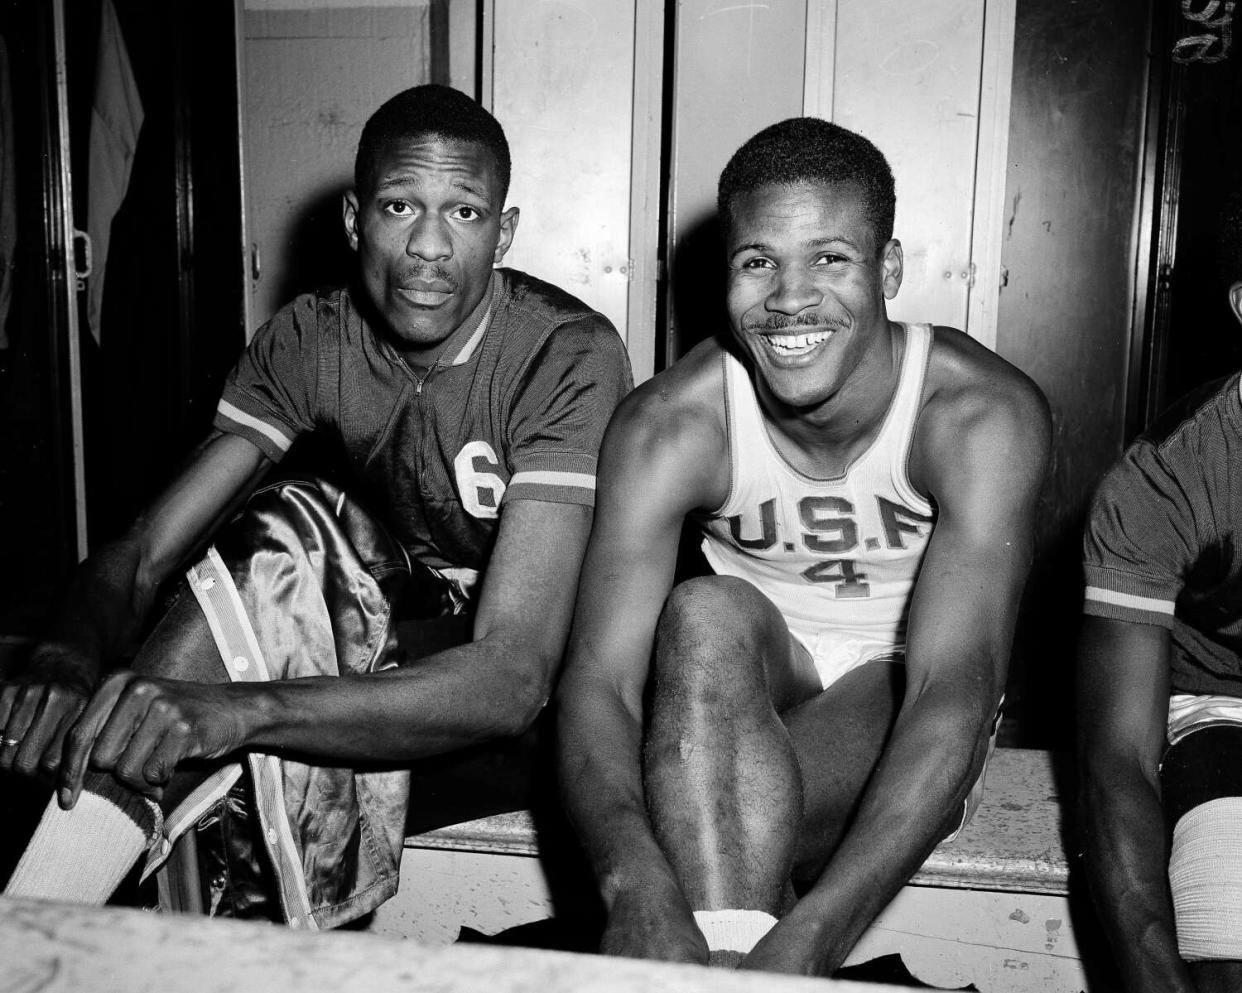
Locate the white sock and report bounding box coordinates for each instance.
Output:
[5,773,161,903]
[693,909,778,966]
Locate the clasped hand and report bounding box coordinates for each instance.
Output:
[602,883,709,965]
[0,668,243,808]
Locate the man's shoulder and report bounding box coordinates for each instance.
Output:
[491,269,631,380]
[908,325,1050,503]
[1094,372,1241,518]
[256,286,360,343]
[920,324,1049,444]
[496,268,619,336]
[605,338,728,469]
[1142,371,1240,452]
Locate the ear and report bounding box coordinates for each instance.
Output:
[881,239,903,300]
[494,206,520,265]
[1229,281,1242,327]
[343,190,361,252]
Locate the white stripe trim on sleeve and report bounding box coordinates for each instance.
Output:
[217,399,294,454]
[509,469,596,491]
[1084,586,1176,615]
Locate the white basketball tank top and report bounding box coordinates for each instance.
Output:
[699,323,935,688]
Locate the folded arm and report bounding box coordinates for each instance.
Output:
[47,496,592,804]
[3,425,593,807]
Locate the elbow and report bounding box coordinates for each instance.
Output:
[490,643,559,738]
[905,692,999,796]
[915,684,999,752]
[502,686,549,737]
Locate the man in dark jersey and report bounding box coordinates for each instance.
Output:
[0,85,631,927]
[557,118,1049,975]
[1078,199,1242,992]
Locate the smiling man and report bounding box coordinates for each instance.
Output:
[557,118,1049,975]
[0,85,631,927]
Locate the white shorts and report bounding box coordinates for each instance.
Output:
[788,625,902,690]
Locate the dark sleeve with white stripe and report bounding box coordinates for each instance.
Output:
[212,295,321,462]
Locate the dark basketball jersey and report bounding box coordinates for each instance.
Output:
[214,268,632,596]
[1083,372,1242,696]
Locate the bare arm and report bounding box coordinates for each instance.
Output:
[225,496,592,756]
[48,496,593,805]
[557,388,723,963]
[746,373,1051,975]
[1078,615,1196,993]
[0,432,271,783]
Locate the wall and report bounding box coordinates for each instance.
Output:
[996,0,1152,742]
[664,0,1013,357]
[664,0,807,359]
[486,0,664,381]
[241,0,432,329]
[490,1,641,362]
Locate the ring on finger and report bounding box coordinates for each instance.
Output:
[1,736,20,748]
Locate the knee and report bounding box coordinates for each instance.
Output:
[133,589,229,682]
[1169,796,1242,962]
[660,575,771,632]
[654,576,776,683]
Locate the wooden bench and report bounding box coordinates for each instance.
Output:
[371,747,1098,993]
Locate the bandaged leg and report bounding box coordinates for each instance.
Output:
[1169,797,1242,961]
[693,909,778,967]
[4,771,160,902]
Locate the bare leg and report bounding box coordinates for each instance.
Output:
[782,656,905,887]
[129,586,232,813]
[643,576,821,914]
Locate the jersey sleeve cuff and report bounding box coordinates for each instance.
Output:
[1082,565,1178,628]
[214,398,296,463]
[502,453,597,507]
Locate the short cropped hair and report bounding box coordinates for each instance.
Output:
[354,84,511,202]
[717,118,896,252]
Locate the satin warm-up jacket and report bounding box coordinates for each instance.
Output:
[143,477,420,929]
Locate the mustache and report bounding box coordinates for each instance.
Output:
[743,314,850,333]
[399,264,457,288]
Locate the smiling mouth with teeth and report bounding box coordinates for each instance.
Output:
[765,329,834,353]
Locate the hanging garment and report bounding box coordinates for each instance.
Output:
[86,0,143,345]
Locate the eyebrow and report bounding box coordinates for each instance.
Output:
[728,235,862,263]
[373,175,493,202]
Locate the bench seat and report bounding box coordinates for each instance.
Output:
[379,748,1099,992]
[405,747,1071,894]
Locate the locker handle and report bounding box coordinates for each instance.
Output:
[73,228,92,280]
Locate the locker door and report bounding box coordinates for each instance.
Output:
[236,0,436,335]
[815,0,1014,348]
[486,0,664,382]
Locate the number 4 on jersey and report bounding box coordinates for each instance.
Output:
[801,558,871,598]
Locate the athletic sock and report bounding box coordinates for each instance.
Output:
[4,772,161,903]
[693,909,778,968]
